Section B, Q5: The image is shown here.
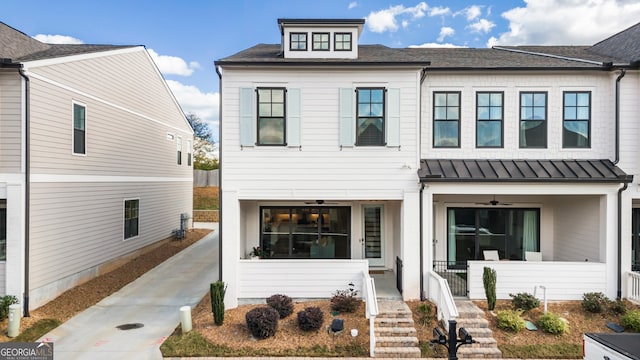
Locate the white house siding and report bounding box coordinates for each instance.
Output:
[551,195,602,262]
[0,263,5,294]
[617,71,640,175]
[28,181,192,308]
[0,71,23,172]
[421,71,614,160]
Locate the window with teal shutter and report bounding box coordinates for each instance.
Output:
[239,88,255,146]
[287,88,301,147]
[386,88,400,147]
[339,88,354,147]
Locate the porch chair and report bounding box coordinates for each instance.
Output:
[525,251,542,261]
[483,250,500,261]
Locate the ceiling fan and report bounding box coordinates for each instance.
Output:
[303,200,339,205]
[475,195,512,206]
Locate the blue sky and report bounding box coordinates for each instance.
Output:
[2,0,640,139]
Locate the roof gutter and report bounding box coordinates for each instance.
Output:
[614,69,626,165]
[614,68,627,300]
[418,67,428,301]
[17,65,30,317]
[215,65,223,283]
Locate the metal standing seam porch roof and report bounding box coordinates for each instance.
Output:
[418,159,633,183]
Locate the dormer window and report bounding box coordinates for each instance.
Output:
[335,33,352,51]
[290,33,307,51]
[312,33,330,51]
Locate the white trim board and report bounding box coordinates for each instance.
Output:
[31,174,192,183]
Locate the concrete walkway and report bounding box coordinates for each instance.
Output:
[38,224,219,360]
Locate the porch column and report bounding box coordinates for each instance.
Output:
[421,189,433,299]
[621,189,632,299]
[221,190,240,309]
[603,189,620,299]
[401,190,420,300]
[5,183,25,300]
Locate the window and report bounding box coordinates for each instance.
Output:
[632,208,640,271]
[290,32,307,51]
[0,200,5,261]
[73,102,86,155]
[312,32,329,51]
[520,92,547,148]
[433,92,460,148]
[356,88,385,146]
[257,88,286,145]
[177,136,182,165]
[124,199,139,239]
[476,92,503,147]
[261,206,350,259]
[447,208,539,263]
[563,91,591,148]
[334,33,352,51]
[187,139,192,166]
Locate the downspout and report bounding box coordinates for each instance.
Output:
[18,67,30,317]
[418,67,428,301]
[614,69,626,299]
[215,65,223,282]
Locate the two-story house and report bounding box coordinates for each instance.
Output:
[0,22,194,312]
[216,18,639,309]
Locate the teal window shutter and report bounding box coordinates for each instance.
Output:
[339,88,354,147]
[387,88,400,147]
[239,87,255,146]
[287,88,301,147]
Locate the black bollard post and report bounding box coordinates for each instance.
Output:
[448,320,458,360]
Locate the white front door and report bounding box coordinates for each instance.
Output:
[363,205,384,266]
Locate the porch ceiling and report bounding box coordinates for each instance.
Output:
[418,159,633,183]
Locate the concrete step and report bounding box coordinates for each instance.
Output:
[457,327,493,338]
[375,317,414,327]
[377,310,413,319]
[467,337,498,348]
[375,336,419,347]
[454,317,490,328]
[374,346,422,358]
[457,346,502,358]
[374,326,417,337]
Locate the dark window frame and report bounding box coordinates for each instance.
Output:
[73,102,86,155]
[334,32,352,51]
[187,139,192,166]
[124,199,139,240]
[563,91,591,148]
[289,32,307,51]
[519,91,548,148]
[476,91,504,148]
[177,136,182,165]
[356,87,386,146]
[256,87,287,146]
[312,32,330,51]
[433,91,461,148]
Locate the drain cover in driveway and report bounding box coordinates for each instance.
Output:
[116,323,144,330]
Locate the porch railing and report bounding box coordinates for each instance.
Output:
[427,270,458,331]
[627,271,640,304]
[432,260,467,297]
[362,271,379,357]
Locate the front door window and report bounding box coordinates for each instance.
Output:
[363,205,384,266]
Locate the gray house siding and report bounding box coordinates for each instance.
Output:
[0,71,23,172]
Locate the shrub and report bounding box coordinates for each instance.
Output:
[621,310,640,332]
[266,294,294,319]
[416,302,433,326]
[210,281,226,326]
[245,306,279,339]
[538,312,567,334]
[330,283,359,313]
[609,298,627,315]
[297,306,324,331]
[510,292,540,312]
[496,310,526,332]
[483,267,497,311]
[582,292,610,313]
[0,295,18,321]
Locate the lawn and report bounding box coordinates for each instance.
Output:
[193,186,219,210]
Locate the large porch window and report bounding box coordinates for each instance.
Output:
[632,208,640,271]
[447,208,539,262]
[261,206,350,259]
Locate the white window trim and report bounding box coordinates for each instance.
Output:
[72,100,87,156]
[187,139,192,166]
[177,136,183,165]
[123,198,140,241]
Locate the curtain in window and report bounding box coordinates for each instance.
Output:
[448,209,456,263]
[522,210,537,255]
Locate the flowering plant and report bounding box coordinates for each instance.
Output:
[250,246,263,258]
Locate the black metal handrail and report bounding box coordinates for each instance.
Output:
[396,256,403,294]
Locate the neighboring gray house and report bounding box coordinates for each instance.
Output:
[0,22,193,312]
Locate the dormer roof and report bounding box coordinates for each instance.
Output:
[277,18,365,36]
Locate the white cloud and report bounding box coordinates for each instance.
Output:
[148,49,200,76]
[429,6,451,16]
[491,0,640,46]
[366,2,428,33]
[468,19,495,34]
[166,80,219,134]
[409,42,467,48]
[348,1,357,10]
[454,5,482,20]
[437,27,455,42]
[33,34,83,44]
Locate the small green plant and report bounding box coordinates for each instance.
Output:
[266,294,294,319]
[582,292,610,313]
[609,298,627,315]
[621,309,640,332]
[538,312,567,334]
[416,302,433,326]
[250,246,263,258]
[483,267,497,311]
[496,309,526,332]
[330,282,359,313]
[297,306,324,331]
[246,306,280,339]
[0,295,18,320]
[210,281,227,326]
[510,292,540,312]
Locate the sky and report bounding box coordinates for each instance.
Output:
[3,0,640,142]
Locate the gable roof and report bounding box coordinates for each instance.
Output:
[0,22,136,64]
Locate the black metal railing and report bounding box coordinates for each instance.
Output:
[433,260,468,297]
[396,256,403,294]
